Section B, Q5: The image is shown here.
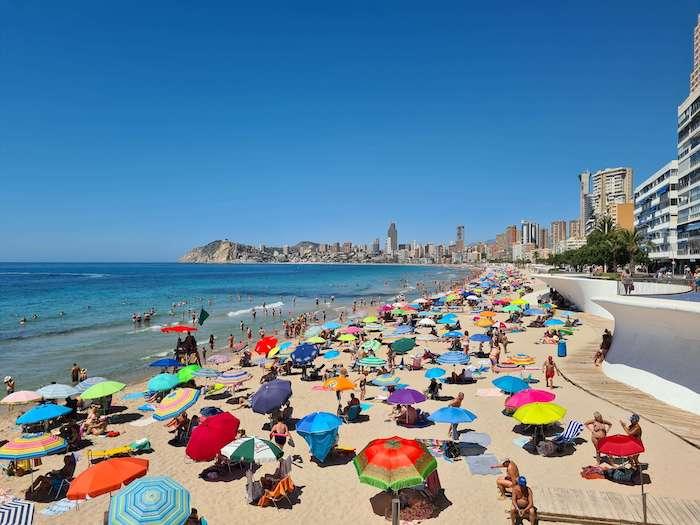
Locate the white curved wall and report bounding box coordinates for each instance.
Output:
[534,274,616,319]
[594,296,700,415]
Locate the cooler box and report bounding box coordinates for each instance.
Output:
[557,341,567,357]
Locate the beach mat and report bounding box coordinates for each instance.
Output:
[360,402,373,412]
[513,436,529,448]
[476,388,503,397]
[128,416,155,427]
[459,432,491,448]
[466,454,500,475]
[40,498,78,517]
[122,392,144,401]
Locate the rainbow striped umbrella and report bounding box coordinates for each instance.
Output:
[0,433,66,460]
[152,388,201,421]
[372,374,402,387]
[108,476,189,525]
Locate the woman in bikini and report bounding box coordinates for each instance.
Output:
[585,411,612,463]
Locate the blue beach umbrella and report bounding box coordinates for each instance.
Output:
[436,315,457,324]
[36,384,79,400]
[544,319,564,326]
[443,330,464,338]
[492,375,529,394]
[279,341,293,351]
[296,411,343,434]
[291,343,319,366]
[428,406,477,424]
[372,375,402,387]
[469,334,491,343]
[75,377,108,393]
[424,368,446,379]
[147,374,179,393]
[304,326,323,337]
[436,351,469,366]
[323,350,340,360]
[16,403,72,425]
[522,308,545,316]
[108,476,190,525]
[149,358,181,368]
[250,379,292,414]
[323,321,342,330]
[392,325,413,335]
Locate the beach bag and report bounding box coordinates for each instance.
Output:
[537,440,556,457]
[612,468,634,482]
[444,441,461,459]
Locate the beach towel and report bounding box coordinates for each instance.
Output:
[416,438,446,458]
[128,416,155,427]
[40,498,78,517]
[137,404,154,411]
[466,454,500,476]
[512,436,529,448]
[122,392,144,401]
[476,388,503,397]
[459,432,491,448]
[360,402,373,412]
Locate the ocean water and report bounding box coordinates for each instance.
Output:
[0,263,471,389]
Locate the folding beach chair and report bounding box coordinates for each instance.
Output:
[551,420,584,452]
[257,476,294,509]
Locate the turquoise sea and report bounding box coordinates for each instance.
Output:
[0,263,471,389]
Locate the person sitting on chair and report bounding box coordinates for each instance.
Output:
[25,454,76,502]
[426,378,441,399]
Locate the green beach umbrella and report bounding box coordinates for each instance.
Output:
[502,304,522,312]
[362,316,379,324]
[362,340,381,352]
[338,334,357,342]
[390,309,408,316]
[390,338,416,354]
[358,356,387,368]
[306,336,326,344]
[221,436,283,464]
[176,365,201,383]
[80,381,126,400]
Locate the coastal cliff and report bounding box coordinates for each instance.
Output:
[179,240,242,263]
[179,239,326,263]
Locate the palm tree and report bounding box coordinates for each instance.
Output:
[594,215,616,235]
[616,229,646,275]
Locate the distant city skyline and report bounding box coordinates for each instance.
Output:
[3,3,700,261]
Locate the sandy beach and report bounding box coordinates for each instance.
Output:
[2,271,699,525]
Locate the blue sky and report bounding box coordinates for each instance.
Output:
[1,1,699,261]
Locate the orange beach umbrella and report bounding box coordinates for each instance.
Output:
[67,457,149,500]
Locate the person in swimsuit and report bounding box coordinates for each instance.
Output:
[585,411,612,463]
[543,356,556,388]
[270,419,289,448]
[510,476,537,524]
[496,458,520,499]
[620,414,643,468]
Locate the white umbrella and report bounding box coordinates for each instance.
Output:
[417,318,436,327]
[36,384,79,399]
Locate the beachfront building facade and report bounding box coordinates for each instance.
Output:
[580,167,634,235]
[634,161,679,262]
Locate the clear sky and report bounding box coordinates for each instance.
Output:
[2,1,699,261]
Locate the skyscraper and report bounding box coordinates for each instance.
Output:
[691,14,700,92]
[538,227,549,250]
[371,238,380,255]
[520,220,539,245]
[455,225,465,253]
[579,171,591,235]
[580,168,634,235]
[569,220,581,239]
[550,221,567,247]
[386,222,398,254]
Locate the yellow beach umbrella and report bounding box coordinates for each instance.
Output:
[268,346,281,358]
[476,319,493,328]
[306,336,326,344]
[511,298,528,306]
[338,334,357,342]
[513,402,566,425]
[362,316,379,324]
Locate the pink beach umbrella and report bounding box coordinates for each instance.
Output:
[340,326,363,335]
[1,390,42,405]
[208,354,231,365]
[505,389,556,410]
[379,304,393,312]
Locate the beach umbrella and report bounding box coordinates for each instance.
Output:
[597,435,645,457]
[323,321,342,330]
[417,318,436,327]
[340,326,363,334]
[361,340,381,352]
[75,377,109,393]
[476,319,493,328]
[16,403,72,425]
[436,317,456,325]
[390,338,416,354]
[428,407,477,424]
[353,436,437,491]
[36,384,79,400]
[148,358,181,368]
[323,350,340,360]
[392,325,413,335]
[502,304,521,313]
[176,365,201,383]
[0,434,66,461]
[1,391,41,405]
[67,458,149,500]
[250,379,292,414]
[492,375,529,394]
[322,376,356,392]
[509,354,535,366]
[505,389,556,410]
[218,370,252,385]
[480,311,497,317]
[469,334,491,343]
[544,319,564,327]
[390,309,408,316]
[153,388,201,421]
[415,334,437,342]
[192,368,220,378]
[362,316,379,324]
[386,388,426,405]
[0,499,34,525]
[147,374,179,393]
[424,368,446,379]
[207,354,230,365]
[513,402,566,425]
[443,330,464,338]
[358,356,387,368]
[296,411,343,433]
[81,381,126,401]
[291,343,319,366]
[511,298,528,306]
[186,412,240,462]
[364,323,383,332]
[304,326,323,337]
[522,308,544,316]
[221,436,283,465]
[436,351,469,366]
[160,324,197,333]
[466,294,479,300]
[254,336,278,356]
[372,375,402,387]
[107,476,190,525]
[338,333,357,342]
[306,336,326,344]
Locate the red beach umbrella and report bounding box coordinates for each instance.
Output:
[597,435,645,457]
[160,325,198,333]
[254,336,278,355]
[185,412,240,462]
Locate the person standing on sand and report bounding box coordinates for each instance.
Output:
[209,334,215,352]
[585,411,612,463]
[620,414,643,468]
[543,356,556,388]
[447,392,464,439]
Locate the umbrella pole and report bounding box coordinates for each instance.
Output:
[640,464,647,524]
[391,491,400,525]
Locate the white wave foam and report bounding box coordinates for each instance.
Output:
[227,301,284,317]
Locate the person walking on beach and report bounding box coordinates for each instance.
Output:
[70,363,80,385]
[227,333,234,349]
[208,334,215,352]
[270,418,290,448]
[543,356,556,388]
[594,329,613,366]
[585,411,612,463]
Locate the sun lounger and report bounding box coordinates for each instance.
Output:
[551,420,584,452]
[257,476,294,508]
[245,470,263,505]
[87,439,151,462]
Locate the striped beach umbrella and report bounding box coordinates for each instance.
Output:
[0,499,34,525]
[192,368,220,378]
[372,375,402,387]
[436,351,469,366]
[81,381,126,400]
[358,356,387,368]
[36,384,79,400]
[218,371,253,385]
[1,391,41,406]
[152,388,201,421]
[221,436,283,464]
[107,476,190,525]
[0,434,66,460]
[75,377,108,393]
[361,340,381,352]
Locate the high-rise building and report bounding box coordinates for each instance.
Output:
[550,220,567,247]
[371,238,380,255]
[386,222,398,255]
[569,220,582,239]
[580,167,634,234]
[538,227,549,250]
[520,220,539,245]
[456,225,465,253]
[342,241,352,254]
[691,14,700,92]
[634,160,679,261]
[504,225,517,245]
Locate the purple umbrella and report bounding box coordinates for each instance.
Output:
[386,388,427,405]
